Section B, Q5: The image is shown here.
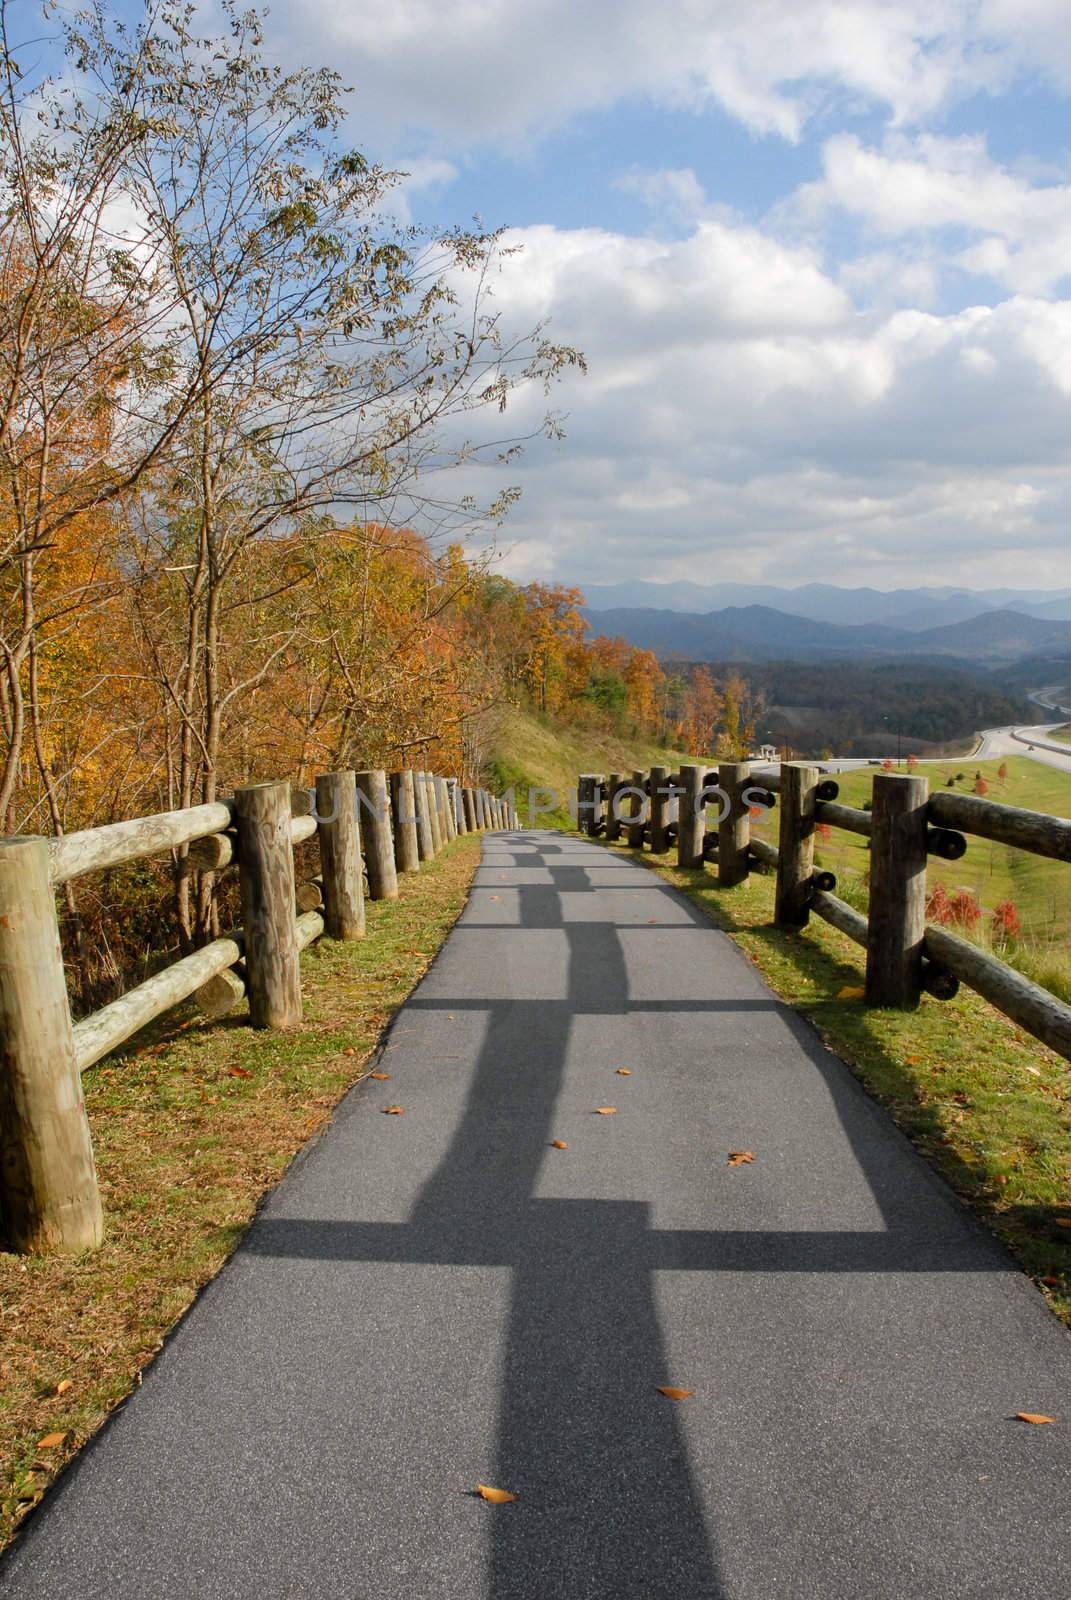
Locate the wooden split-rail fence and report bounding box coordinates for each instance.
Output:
[577,762,1071,1065]
[0,770,517,1257]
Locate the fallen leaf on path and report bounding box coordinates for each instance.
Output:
[1041,1276,1059,1287]
[369,1071,390,1081]
[594,1107,617,1115]
[228,1066,251,1078]
[1014,1412,1055,1425]
[615,1068,632,1076]
[36,1433,67,1449]
[657,1387,693,1401]
[646,918,659,924]
[342,1047,357,1056]
[728,1151,754,1166]
[550,1140,568,1150]
[476,1483,517,1504]
[490,895,500,901]
[53,1380,73,1397]
[905,1055,921,1065]
[837,986,865,1000]
[382,1105,405,1115]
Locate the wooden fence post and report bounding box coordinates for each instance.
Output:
[463,787,477,833]
[576,775,589,833]
[315,770,365,938]
[866,772,929,1009]
[425,773,443,853]
[604,773,623,842]
[448,778,465,835]
[436,776,453,843]
[774,763,818,928]
[414,770,434,861]
[356,770,399,901]
[718,761,752,887]
[677,764,705,868]
[0,837,103,1254]
[390,770,420,873]
[627,769,647,848]
[234,781,303,1029]
[649,766,669,853]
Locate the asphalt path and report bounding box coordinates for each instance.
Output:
[2,834,1069,1598]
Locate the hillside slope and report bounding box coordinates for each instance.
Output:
[487,704,687,829]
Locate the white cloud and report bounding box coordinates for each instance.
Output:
[273,0,1003,148]
[442,218,1071,588]
[797,132,1071,295]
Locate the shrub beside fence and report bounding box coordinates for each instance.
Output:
[577,763,1071,1064]
[0,772,515,1257]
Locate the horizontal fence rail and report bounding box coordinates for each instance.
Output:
[577,762,1071,1067]
[0,768,513,1257]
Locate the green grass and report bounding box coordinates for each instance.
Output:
[0,834,481,1551]
[592,832,1071,1329]
[1049,724,1071,746]
[488,703,687,830]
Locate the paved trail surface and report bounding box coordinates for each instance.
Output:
[3,834,1069,1598]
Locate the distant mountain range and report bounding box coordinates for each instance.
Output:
[580,581,1071,634]
[580,600,1071,665]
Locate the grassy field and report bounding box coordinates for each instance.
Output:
[593,833,1071,1330]
[0,834,481,1552]
[487,703,686,830]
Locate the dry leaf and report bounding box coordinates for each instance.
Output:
[54,1380,73,1397]
[36,1433,67,1449]
[1054,1218,1071,1229]
[837,986,865,1000]
[728,1151,754,1166]
[228,1066,251,1078]
[382,1105,405,1116]
[646,918,659,924]
[1014,1412,1055,1425]
[615,1068,632,1076]
[342,1047,357,1056]
[657,1387,693,1401]
[490,895,500,901]
[905,1055,921,1064]
[369,1071,390,1081]
[476,1483,518,1504]
[594,1107,617,1115]
[550,1140,568,1150]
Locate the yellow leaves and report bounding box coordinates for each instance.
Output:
[36,1432,67,1450]
[615,1068,632,1077]
[550,1140,568,1150]
[594,1107,617,1116]
[369,1071,390,1081]
[657,1387,693,1402]
[1015,1412,1056,1425]
[53,1379,73,1397]
[727,1151,754,1166]
[381,1105,404,1115]
[342,1046,357,1056]
[837,986,865,1001]
[476,1483,517,1504]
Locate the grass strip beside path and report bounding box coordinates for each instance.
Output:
[595,834,1071,1332]
[0,833,482,1550]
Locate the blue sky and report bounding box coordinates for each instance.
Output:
[34,0,1071,590]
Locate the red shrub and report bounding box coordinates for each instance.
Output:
[991,900,1021,940]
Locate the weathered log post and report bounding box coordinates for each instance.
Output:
[866,772,929,1009]
[479,789,490,829]
[356,770,399,901]
[649,766,669,853]
[447,778,464,835]
[390,770,420,873]
[316,770,365,937]
[435,776,452,843]
[774,763,818,928]
[718,761,752,887]
[414,770,435,861]
[627,770,648,848]
[677,765,705,868]
[425,773,444,853]
[463,787,477,833]
[0,837,104,1254]
[577,774,599,836]
[605,773,624,842]
[234,780,303,1029]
